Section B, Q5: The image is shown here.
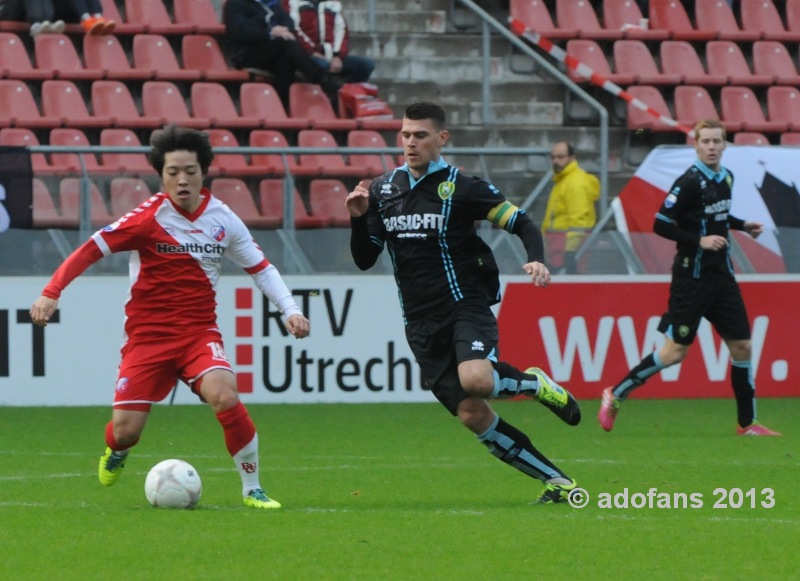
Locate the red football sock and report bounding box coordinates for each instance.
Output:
[104,421,137,451]
[216,402,256,456]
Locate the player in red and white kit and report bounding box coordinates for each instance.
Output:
[30,125,310,509]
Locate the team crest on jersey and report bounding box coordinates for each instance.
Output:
[211,225,226,241]
[438,181,455,200]
[678,325,690,338]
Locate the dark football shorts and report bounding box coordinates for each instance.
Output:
[405,301,499,415]
[658,275,751,345]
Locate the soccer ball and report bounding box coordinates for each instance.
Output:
[144,459,202,509]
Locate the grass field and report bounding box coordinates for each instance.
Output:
[1,398,797,580]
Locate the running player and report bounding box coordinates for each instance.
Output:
[598,118,780,436]
[346,101,581,504]
[30,125,311,508]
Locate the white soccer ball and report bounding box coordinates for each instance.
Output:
[144,459,202,509]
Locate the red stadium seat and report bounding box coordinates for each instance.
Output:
[109,177,153,216]
[211,178,281,228]
[565,39,635,85]
[297,129,363,177]
[206,129,264,177]
[660,41,727,86]
[556,0,621,39]
[48,128,104,174]
[92,80,163,128]
[0,32,53,79]
[649,0,716,40]
[625,85,676,131]
[239,82,311,130]
[249,130,304,176]
[99,128,153,175]
[694,0,760,41]
[733,132,770,145]
[58,177,114,227]
[41,79,113,128]
[0,79,61,128]
[347,130,396,176]
[674,85,741,132]
[780,132,800,145]
[308,179,351,227]
[173,0,225,35]
[132,34,202,81]
[602,0,669,40]
[124,0,194,34]
[33,178,73,228]
[766,86,800,131]
[142,81,209,128]
[99,0,145,34]
[787,0,800,35]
[740,0,800,41]
[259,179,325,229]
[181,35,249,82]
[83,35,151,80]
[508,0,578,39]
[290,83,358,131]
[613,39,681,85]
[190,82,262,128]
[720,86,788,133]
[34,34,102,80]
[752,41,800,85]
[705,41,773,85]
[0,128,51,173]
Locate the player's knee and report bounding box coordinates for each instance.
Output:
[456,398,493,434]
[728,340,752,361]
[661,345,689,366]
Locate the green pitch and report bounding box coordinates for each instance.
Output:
[1,399,797,580]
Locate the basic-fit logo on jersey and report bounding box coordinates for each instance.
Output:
[211,225,226,241]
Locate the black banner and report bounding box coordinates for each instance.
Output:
[0,146,33,232]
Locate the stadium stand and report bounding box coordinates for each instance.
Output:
[0,80,62,128]
[132,34,203,81]
[720,86,788,133]
[210,178,280,228]
[297,129,364,178]
[58,177,114,227]
[83,35,152,81]
[34,34,103,81]
[565,39,635,85]
[613,39,681,85]
[752,40,800,85]
[308,179,352,227]
[766,86,800,131]
[660,41,727,86]
[141,80,209,128]
[239,82,311,131]
[181,35,249,82]
[673,85,741,132]
[555,0,621,40]
[694,0,760,41]
[32,178,74,229]
[347,130,396,175]
[289,83,359,132]
[624,85,674,131]
[733,132,770,145]
[249,130,304,176]
[99,128,153,175]
[41,80,114,128]
[205,129,265,177]
[739,0,800,42]
[48,128,104,174]
[172,0,226,35]
[259,179,325,228]
[191,82,263,129]
[649,0,716,41]
[109,177,153,216]
[705,40,773,86]
[0,32,53,80]
[602,0,669,41]
[124,0,195,35]
[0,128,51,173]
[92,80,164,128]
[508,0,578,39]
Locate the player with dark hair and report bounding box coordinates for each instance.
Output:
[598,118,780,436]
[30,125,311,508]
[346,100,581,504]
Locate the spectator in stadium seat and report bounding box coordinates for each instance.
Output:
[55,0,115,35]
[286,0,374,84]
[542,141,600,274]
[30,125,311,509]
[598,118,781,437]
[223,0,342,107]
[346,101,582,505]
[0,0,64,36]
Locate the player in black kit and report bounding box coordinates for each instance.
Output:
[347,100,581,504]
[598,119,780,436]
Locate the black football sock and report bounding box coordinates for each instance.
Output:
[490,361,538,398]
[612,352,664,400]
[731,360,755,427]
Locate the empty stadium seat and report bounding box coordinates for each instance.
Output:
[173,0,225,35]
[752,40,800,85]
[206,129,264,176]
[766,86,800,131]
[0,32,53,79]
[347,130,396,175]
[290,83,358,131]
[41,79,113,128]
[259,179,325,229]
[249,130,304,176]
[0,79,61,128]
[132,34,202,81]
[239,82,311,130]
[720,86,788,133]
[308,179,352,227]
[565,39,635,85]
[613,39,681,85]
[142,81,209,128]
[181,35,248,82]
[109,177,153,216]
[733,132,770,145]
[705,40,773,85]
[34,34,102,80]
[660,40,727,85]
[83,35,151,80]
[508,0,578,39]
[99,128,153,174]
[48,128,104,174]
[649,0,716,40]
[92,80,163,128]
[190,82,262,128]
[625,85,676,131]
[0,128,51,173]
[124,0,194,34]
[673,85,741,132]
[779,132,800,145]
[556,0,621,39]
[100,0,144,34]
[787,0,800,35]
[211,178,280,228]
[58,177,114,227]
[694,0,760,41]
[32,178,73,228]
[297,129,364,177]
[740,0,800,41]
[602,0,669,40]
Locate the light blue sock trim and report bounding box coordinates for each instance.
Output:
[491,369,521,399]
[477,413,500,441]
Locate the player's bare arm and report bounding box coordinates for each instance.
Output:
[345,180,372,217]
[30,296,58,327]
[285,313,310,339]
[523,261,551,288]
[699,235,728,251]
[744,221,763,239]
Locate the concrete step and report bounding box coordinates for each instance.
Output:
[347,10,447,34]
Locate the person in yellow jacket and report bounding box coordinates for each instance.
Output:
[542,141,600,273]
